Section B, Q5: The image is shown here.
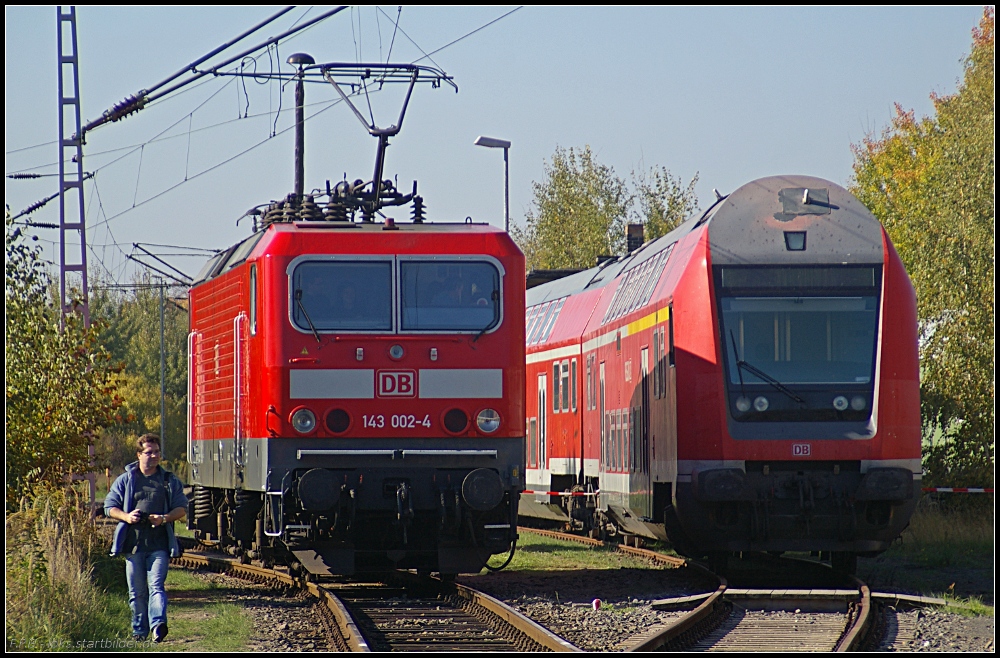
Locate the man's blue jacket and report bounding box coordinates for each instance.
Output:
[104,461,188,557]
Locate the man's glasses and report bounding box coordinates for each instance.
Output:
[140,451,161,457]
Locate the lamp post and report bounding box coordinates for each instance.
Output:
[474,136,511,232]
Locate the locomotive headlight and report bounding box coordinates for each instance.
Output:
[753,396,769,412]
[389,344,405,360]
[735,396,752,413]
[476,409,501,433]
[850,396,867,411]
[833,395,849,411]
[291,408,317,434]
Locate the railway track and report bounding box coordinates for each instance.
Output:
[177,533,969,652]
[516,527,878,652]
[173,538,580,651]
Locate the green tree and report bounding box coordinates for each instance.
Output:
[513,145,632,270]
[513,146,699,271]
[5,211,123,508]
[90,277,189,468]
[632,165,700,241]
[850,8,994,487]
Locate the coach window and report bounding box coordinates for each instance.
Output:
[561,361,570,412]
[571,358,578,412]
[658,327,668,394]
[400,260,501,332]
[652,331,661,399]
[552,363,561,414]
[668,306,675,367]
[249,264,258,336]
[528,302,551,345]
[292,260,392,331]
[529,418,538,468]
[525,305,541,338]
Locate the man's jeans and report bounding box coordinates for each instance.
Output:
[125,550,169,637]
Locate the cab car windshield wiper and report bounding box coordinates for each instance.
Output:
[730,330,805,405]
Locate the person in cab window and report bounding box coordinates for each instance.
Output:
[470,278,493,307]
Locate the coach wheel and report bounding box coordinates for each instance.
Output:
[831,551,857,575]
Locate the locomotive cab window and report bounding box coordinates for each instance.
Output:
[291,260,392,331]
[400,260,501,332]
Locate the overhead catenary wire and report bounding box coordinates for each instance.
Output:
[143,6,295,98]
[4,7,327,158]
[413,6,524,64]
[87,94,350,231]
[81,6,349,137]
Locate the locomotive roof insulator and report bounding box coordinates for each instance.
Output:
[299,195,324,222]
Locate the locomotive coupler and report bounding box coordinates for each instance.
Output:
[396,481,414,544]
[797,475,816,512]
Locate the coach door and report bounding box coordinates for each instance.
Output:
[537,373,547,473]
[633,347,651,516]
[599,361,606,484]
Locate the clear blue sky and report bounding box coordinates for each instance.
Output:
[5,6,986,284]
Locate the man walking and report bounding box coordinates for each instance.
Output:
[105,434,188,643]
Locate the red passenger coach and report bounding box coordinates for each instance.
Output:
[521,175,920,572]
[187,212,525,576]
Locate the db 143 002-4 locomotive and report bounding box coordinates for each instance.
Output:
[186,204,525,576]
[520,175,920,573]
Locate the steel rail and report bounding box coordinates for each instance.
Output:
[834,576,874,651]
[450,580,583,652]
[517,526,881,652]
[174,545,577,652]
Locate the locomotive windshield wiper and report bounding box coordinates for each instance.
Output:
[472,289,501,343]
[729,330,805,405]
[294,289,322,345]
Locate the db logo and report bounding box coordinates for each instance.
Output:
[377,370,416,397]
[792,443,811,457]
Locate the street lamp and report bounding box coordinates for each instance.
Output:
[474,136,511,232]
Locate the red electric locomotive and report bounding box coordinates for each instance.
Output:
[186,61,525,577]
[521,175,920,572]
[187,208,525,576]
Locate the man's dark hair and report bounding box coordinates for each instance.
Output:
[137,433,161,453]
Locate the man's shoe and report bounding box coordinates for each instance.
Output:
[153,623,168,643]
[132,634,147,642]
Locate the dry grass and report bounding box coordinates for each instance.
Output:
[890,499,994,568]
[5,487,130,650]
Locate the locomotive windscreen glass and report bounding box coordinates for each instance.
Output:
[400,261,500,332]
[292,260,392,331]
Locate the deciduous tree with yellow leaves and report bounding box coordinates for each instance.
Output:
[851,8,994,487]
